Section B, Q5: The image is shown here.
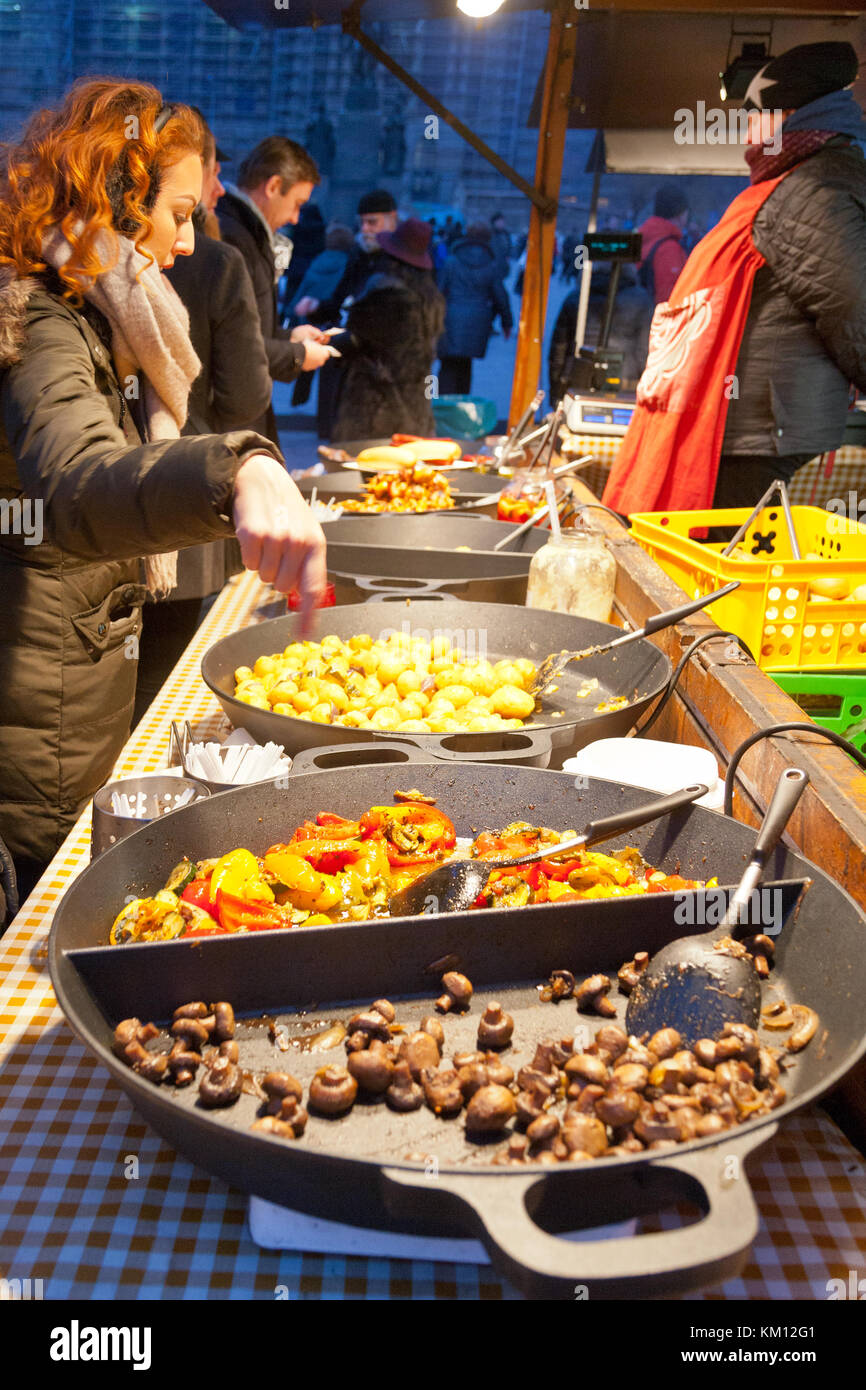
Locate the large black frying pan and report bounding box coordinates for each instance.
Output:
[50,748,866,1298]
[298,469,505,516]
[201,600,671,771]
[321,513,549,604]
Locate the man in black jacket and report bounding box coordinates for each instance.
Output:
[713,41,866,507]
[217,136,331,443]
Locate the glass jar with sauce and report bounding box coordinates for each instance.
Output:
[526,525,616,621]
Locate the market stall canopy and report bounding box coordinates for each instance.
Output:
[529,9,866,129]
[206,0,866,26]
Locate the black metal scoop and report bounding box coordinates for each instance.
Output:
[625,767,809,1047]
[388,783,709,918]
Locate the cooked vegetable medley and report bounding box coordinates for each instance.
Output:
[109,801,712,944]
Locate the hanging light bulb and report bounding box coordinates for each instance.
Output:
[457,0,506,17]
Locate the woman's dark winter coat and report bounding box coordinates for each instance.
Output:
[0,266,280,867]
[723,139,866,459]
[332,261,445,444]
[437,238,513,360]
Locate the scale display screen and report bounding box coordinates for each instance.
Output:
[581,405,634,427]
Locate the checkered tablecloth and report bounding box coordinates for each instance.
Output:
[1,569,865,1300]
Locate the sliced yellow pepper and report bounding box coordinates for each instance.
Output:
[263,850,342,911]
[210,848,274,903]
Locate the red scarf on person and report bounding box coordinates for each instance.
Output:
[602,171,792,516]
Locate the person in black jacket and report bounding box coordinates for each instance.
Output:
[217,136,331,444]
[437,223,512,395]
[713,41,866,507]
[332,219,445,443]
[134,117,275,724]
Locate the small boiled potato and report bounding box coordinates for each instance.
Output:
[316,680,349,712]
[340,711,370,728]
[292,689,317,713]
[247,697,271,710]
[370,707,401,730]
[371,683,400,710]
[427,697,456,717]
[348,634,372,652]
[493,660,524,688]
[513,658,536,684]
[268,682,299,707]
[309,703,334,723]
[375,654,408,687]
[848,583,866,602]
[464,695,493,715]
[253,655,279,678]
[396,698,425,722]
[430,634,451,659]
[435,684,475,709]
[430,655,454,674]
[464,660,497,696]
[236,679,265,696]
[491,684,535,719]
[438,717,463,733]
[396,668,422,697]
[465,715,498,732]
[434,666,464,690]
[234,665,254,684]
[396,720,432,733]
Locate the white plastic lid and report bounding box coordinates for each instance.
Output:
[562,738,725,812]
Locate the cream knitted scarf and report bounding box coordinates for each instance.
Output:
[41,225,202,598]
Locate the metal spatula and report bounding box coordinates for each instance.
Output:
[527,582,740,699]
[388,783,708,918]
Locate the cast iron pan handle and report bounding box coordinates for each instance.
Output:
[427,726,553,766]
[328,573,456,603]
[641,581,740,638]
[381,1126,773,1298]
[577,783,708,844]
[288,740,443,776]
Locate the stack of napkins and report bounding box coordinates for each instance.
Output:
[184,728,291,786]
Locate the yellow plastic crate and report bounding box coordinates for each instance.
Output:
[630,504,866,672]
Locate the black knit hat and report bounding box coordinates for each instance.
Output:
[742,41,859,111]
[358,188,397,215]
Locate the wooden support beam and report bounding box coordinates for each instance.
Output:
[340,10,555,214]
[509,0,577,427]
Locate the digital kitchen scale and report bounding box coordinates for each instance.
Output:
[564,392,636,437]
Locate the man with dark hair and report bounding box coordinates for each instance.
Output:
[636,184,689,304]
[218,135,331,442]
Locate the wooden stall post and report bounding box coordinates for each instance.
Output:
[509,0,577,427]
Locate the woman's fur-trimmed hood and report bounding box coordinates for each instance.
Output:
[0,266,40,370]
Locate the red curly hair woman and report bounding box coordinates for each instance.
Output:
[0,79,326,897]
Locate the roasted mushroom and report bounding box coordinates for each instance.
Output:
[465,1084,517,1134]
[347,1042,394,1094]
[308,1066,358,1116]
[575,974,616,1018]
[385,1060,424,1112]
[435,971,474,1014]
[421,1067,464,1116]
[477,1002,514,1051]
[198,1055,242,1108]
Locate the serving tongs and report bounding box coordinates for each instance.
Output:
[527,581,741,699]
[720,478,800,559]
[455,455,593,513]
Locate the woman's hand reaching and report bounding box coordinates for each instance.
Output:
[232,454,327,634]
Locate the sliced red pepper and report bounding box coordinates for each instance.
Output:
[538,857,582,881]
[181,879,219,918]
[216,890,292,934]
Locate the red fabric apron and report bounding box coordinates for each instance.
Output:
[602,172,791,515]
